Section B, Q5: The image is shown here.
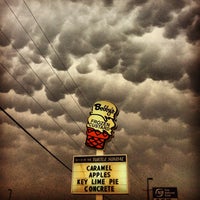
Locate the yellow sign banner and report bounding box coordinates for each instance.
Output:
[71,154,129,194]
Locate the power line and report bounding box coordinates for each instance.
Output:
[0,106,72,172]
[1,106,135,200]
[3,0,134,164]
[5,0,90,113]
[0,25,143,189]
[2,1,145,196]
[0,105,139,200]
[0,62,83,151]
[0,28,86,150]
[0,22,142,184]
[3,0,86,133]
[23,0,91,108]
[0,28,85,134]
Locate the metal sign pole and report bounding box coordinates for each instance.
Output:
[96,149,104,200]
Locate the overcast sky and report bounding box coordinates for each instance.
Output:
[0,0,200,199]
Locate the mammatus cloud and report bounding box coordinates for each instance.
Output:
[0,0,200,200]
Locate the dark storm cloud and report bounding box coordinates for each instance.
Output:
[103,0,113,7]
[0,124,72,199]
[88,22,125,49]
[174,74,191,91]
[44,71,80,102]
[56,6,94,56]
[145,51,184,81]
[49,52,72,71]
[164,2,200,43]
[187,16,200,42]
[11,29,30,49]
[45,77,66,102]
[120,40,152,83]
[52,23,93,69]
[99,37,185,84]
[136,0,185,28]
[180,45,200,189]
[0,0,197,118]
[0,59,44,96]
[120,80,189,121]
[30,1,66,42]
[0,34,10,47]
[78,76,125,109]
[1,5,32,50]
[1,1,200,199]
[0,92,42,115]
[76,56,94,74]
[186,53,200,95]
[0,71,14,93]
[0,1,6,24]
[125,0,148,9]
[21,70,43,92]
[2,0,192,92]
[74,73,107,107]
[0,107,73,132]
[97,45,120,70]
[28,51,42,64]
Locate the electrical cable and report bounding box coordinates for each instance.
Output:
[0,28,85,135]
[0,26,143,194]
[1,1,145,198]
[3,0,86,133]
[0,62,84,151]
[23,0,91,108]
[0,104,140,200]
[0,106,72,172]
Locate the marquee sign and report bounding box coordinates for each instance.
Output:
[71,154,128,194]
[85,100,119,149]
[153,187,178,200]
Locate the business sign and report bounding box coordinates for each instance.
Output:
[85,100,119,149]
[71,154,128,194]
[153,187,178,200]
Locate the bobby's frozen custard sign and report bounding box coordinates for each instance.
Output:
[85,100,119,149]
[71,101,129,195]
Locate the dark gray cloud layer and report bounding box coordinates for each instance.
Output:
[1,0,199,97]
[0,0,200,200]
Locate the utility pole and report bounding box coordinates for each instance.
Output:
[8,189,12,200]
[147,178,153,200]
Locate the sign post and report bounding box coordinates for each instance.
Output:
[71,100,129,198]
[96,149,104,200]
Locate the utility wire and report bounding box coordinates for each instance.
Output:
[23,0,91,108]
[0,28,85,134]
[0,28,85,148]
[0,28,88,153]
[3,0,144,191]
[0,26,143,188]
[3,0,85,133]
[3,0,131,165]
[0,62,83,151]
[0,106,72,172]
[0,106,121,200]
